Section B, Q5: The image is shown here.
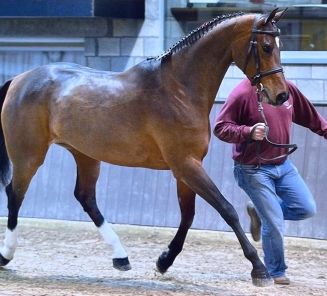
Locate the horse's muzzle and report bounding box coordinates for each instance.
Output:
[275,92,289,106]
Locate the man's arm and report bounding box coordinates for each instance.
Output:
[213,96,266,143]
[290,82,327,139]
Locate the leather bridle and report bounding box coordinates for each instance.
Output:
[240,15,297,170]
[243,15,284,87]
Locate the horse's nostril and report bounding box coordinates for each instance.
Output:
[276,92,289,105]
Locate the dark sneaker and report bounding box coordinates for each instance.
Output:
[246,201,261,242]
[273,276,291,285]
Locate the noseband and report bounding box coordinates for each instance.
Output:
[243,15,283,86]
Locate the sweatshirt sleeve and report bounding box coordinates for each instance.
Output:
[213,94,252,144]
[290,81,327,139]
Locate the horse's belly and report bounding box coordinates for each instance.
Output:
[97,145,169,169]
[56,131,170,170]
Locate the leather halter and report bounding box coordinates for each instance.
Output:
[243,15,283,86]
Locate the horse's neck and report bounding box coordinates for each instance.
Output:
[169,21,241,112]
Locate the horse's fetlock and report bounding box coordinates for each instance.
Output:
[0,253,11,266]
[161,250,172,264]
[168,243,182,257]
[0,246,15,260]
[244,246,258,262]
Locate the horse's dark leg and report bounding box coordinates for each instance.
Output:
[69,149,131,271]
[170,160,272,287]
[156,180,195,273]
[0,161,42,266]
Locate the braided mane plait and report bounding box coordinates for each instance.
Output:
[155,11,245,60]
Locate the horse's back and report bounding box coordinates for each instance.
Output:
[2,62,176,168]
[3,61,160,121]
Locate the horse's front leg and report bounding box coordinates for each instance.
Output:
[170,159,273,287]
[156,180,195,273]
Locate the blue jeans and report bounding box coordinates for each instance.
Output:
[233,159,316,277]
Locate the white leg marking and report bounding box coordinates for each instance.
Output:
[98,221,128,259]
[0,227,19,260]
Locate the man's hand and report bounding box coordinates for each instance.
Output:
[250,123,266,141]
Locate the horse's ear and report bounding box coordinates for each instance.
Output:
[272,7,288,24]
[262,7,288,25]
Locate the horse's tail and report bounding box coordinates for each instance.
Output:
[0,80,12,189]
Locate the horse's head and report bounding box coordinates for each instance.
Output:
[234,8,289,106]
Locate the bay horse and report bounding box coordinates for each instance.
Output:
[0,8,288,286]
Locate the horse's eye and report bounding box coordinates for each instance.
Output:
[262,45,272,53]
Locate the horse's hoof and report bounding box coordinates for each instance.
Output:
[156,259,167,274]
[113,257,132,271]
[252,276,274,287]
[251,270,274,287]
[0,253,10,267]
[155,251,169,274]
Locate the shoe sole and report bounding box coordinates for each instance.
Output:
[247,205,261,242]
[273,277,291,285]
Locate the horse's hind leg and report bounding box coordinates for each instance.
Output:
[0,156,45,266]
[69,149,131,271]
[156,180,195,273]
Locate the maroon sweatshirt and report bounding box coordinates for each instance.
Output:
[213,79,327,165]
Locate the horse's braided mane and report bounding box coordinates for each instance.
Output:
[153,11,246,61]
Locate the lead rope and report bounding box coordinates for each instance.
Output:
[240,85,298,170]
